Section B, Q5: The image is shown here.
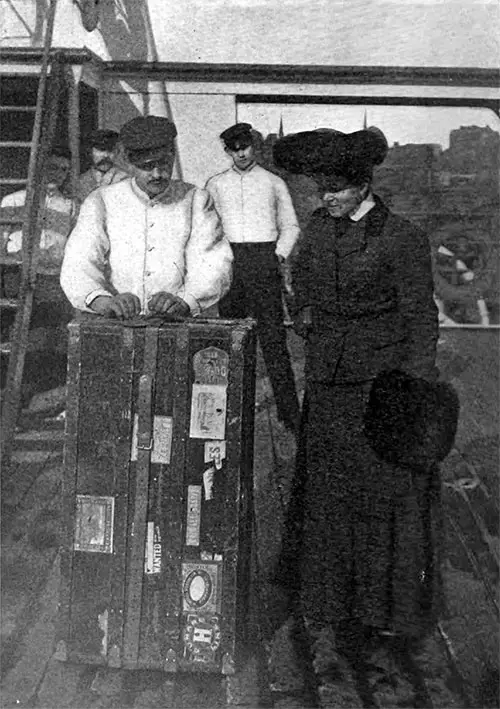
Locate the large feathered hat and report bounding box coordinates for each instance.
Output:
[273,127,389,190]
[364,369,460,470]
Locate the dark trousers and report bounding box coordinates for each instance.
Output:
[219,242,299,425]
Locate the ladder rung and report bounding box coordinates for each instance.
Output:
[12,428,65,451]
[0,179,28,185]
[0,218,24,225]
[0,341,12,355]
[0,141,32,148]
[0,298,19,309]
[0,106,37,112]
[0,256,23,266]
[0,207,25,225]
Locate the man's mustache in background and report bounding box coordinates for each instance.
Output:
[96,158,113,169]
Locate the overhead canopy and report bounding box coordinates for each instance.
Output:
[3,0,497,69]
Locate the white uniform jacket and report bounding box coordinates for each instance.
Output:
[205,164,300,260]
[60,178,233,316]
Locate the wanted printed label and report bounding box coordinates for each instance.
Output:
[144,521,162,574]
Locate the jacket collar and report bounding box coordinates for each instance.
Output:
[364,194,389,242]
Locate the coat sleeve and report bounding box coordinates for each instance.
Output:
[291,212,318,314]
[60,191,114,310]
[394,221,439,381]
[179,188,233,316]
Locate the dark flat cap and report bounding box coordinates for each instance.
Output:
[120,116,177,161]
[88,129,120,150]
[364,369,460,471]
[273,127,389,188]
[220,122,253,149]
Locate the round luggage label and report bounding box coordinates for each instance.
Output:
[183,568,212,609]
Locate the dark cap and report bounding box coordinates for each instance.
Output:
[120,116,177,164]
[50,145,72,161]
[273,127,389,189]
[220,122,253,149]
[88,129,120,151]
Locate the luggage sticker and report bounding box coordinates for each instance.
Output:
[189,348,229,440]
[204,440,226,470]
[185,485,202,546]
[203,466,215,501]
[182,613,221,666]
[74,495,114,554]
[182,561,221,614]
[130,415,173,463]
[192,347,229,386]
[189,384,227,440]
[144,521,162,574]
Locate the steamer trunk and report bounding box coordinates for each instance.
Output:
[56,315,257,676]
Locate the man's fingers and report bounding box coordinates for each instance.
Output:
[149,293,175,314]
[147,293,161,311]
[115,293,141,319]
[108,301,124,319]
[147,292,189,317]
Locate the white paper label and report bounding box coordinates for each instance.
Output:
[131,415,173,464]
[189,384,227,440]
[145,521,162,574]
[186,485,202,546]
[203,467,215,501]
[204,441,226,470]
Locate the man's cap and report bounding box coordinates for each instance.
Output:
[50,145,72,161]
[88,129,120,151]
[220,122,254,149]
[120,116,177,164]
[273,127,389,189]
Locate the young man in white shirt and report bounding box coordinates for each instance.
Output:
[205,123,300,432]
[1,147,77,276]
[1,147,77,408]
[75,129,128,205]
[61,116,232,320]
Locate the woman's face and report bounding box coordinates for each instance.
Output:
[322,183,367,219]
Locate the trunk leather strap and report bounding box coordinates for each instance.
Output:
[123,326,159,666]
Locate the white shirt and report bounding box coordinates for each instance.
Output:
[205,163,300,260]
[60,178,233,317]
[1,188,77,275]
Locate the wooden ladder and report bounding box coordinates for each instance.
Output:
[0,0,63,463]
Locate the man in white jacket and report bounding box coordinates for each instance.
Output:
[61,116,233,320]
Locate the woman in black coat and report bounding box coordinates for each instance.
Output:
[273,129,447,705]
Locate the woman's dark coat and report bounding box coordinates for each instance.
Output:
[283,195,442,639]
[293,196,439,384]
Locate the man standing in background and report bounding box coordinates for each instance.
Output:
[76,129,128,204]
[205,122,300,432]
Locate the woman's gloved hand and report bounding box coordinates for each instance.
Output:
[293,305,313,338]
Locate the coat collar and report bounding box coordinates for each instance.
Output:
[364,194,389,242]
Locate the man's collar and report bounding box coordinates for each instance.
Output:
[231,161,257,175]
[349,192,375,222]
[131,177,187,205]
[91,166,105,178]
